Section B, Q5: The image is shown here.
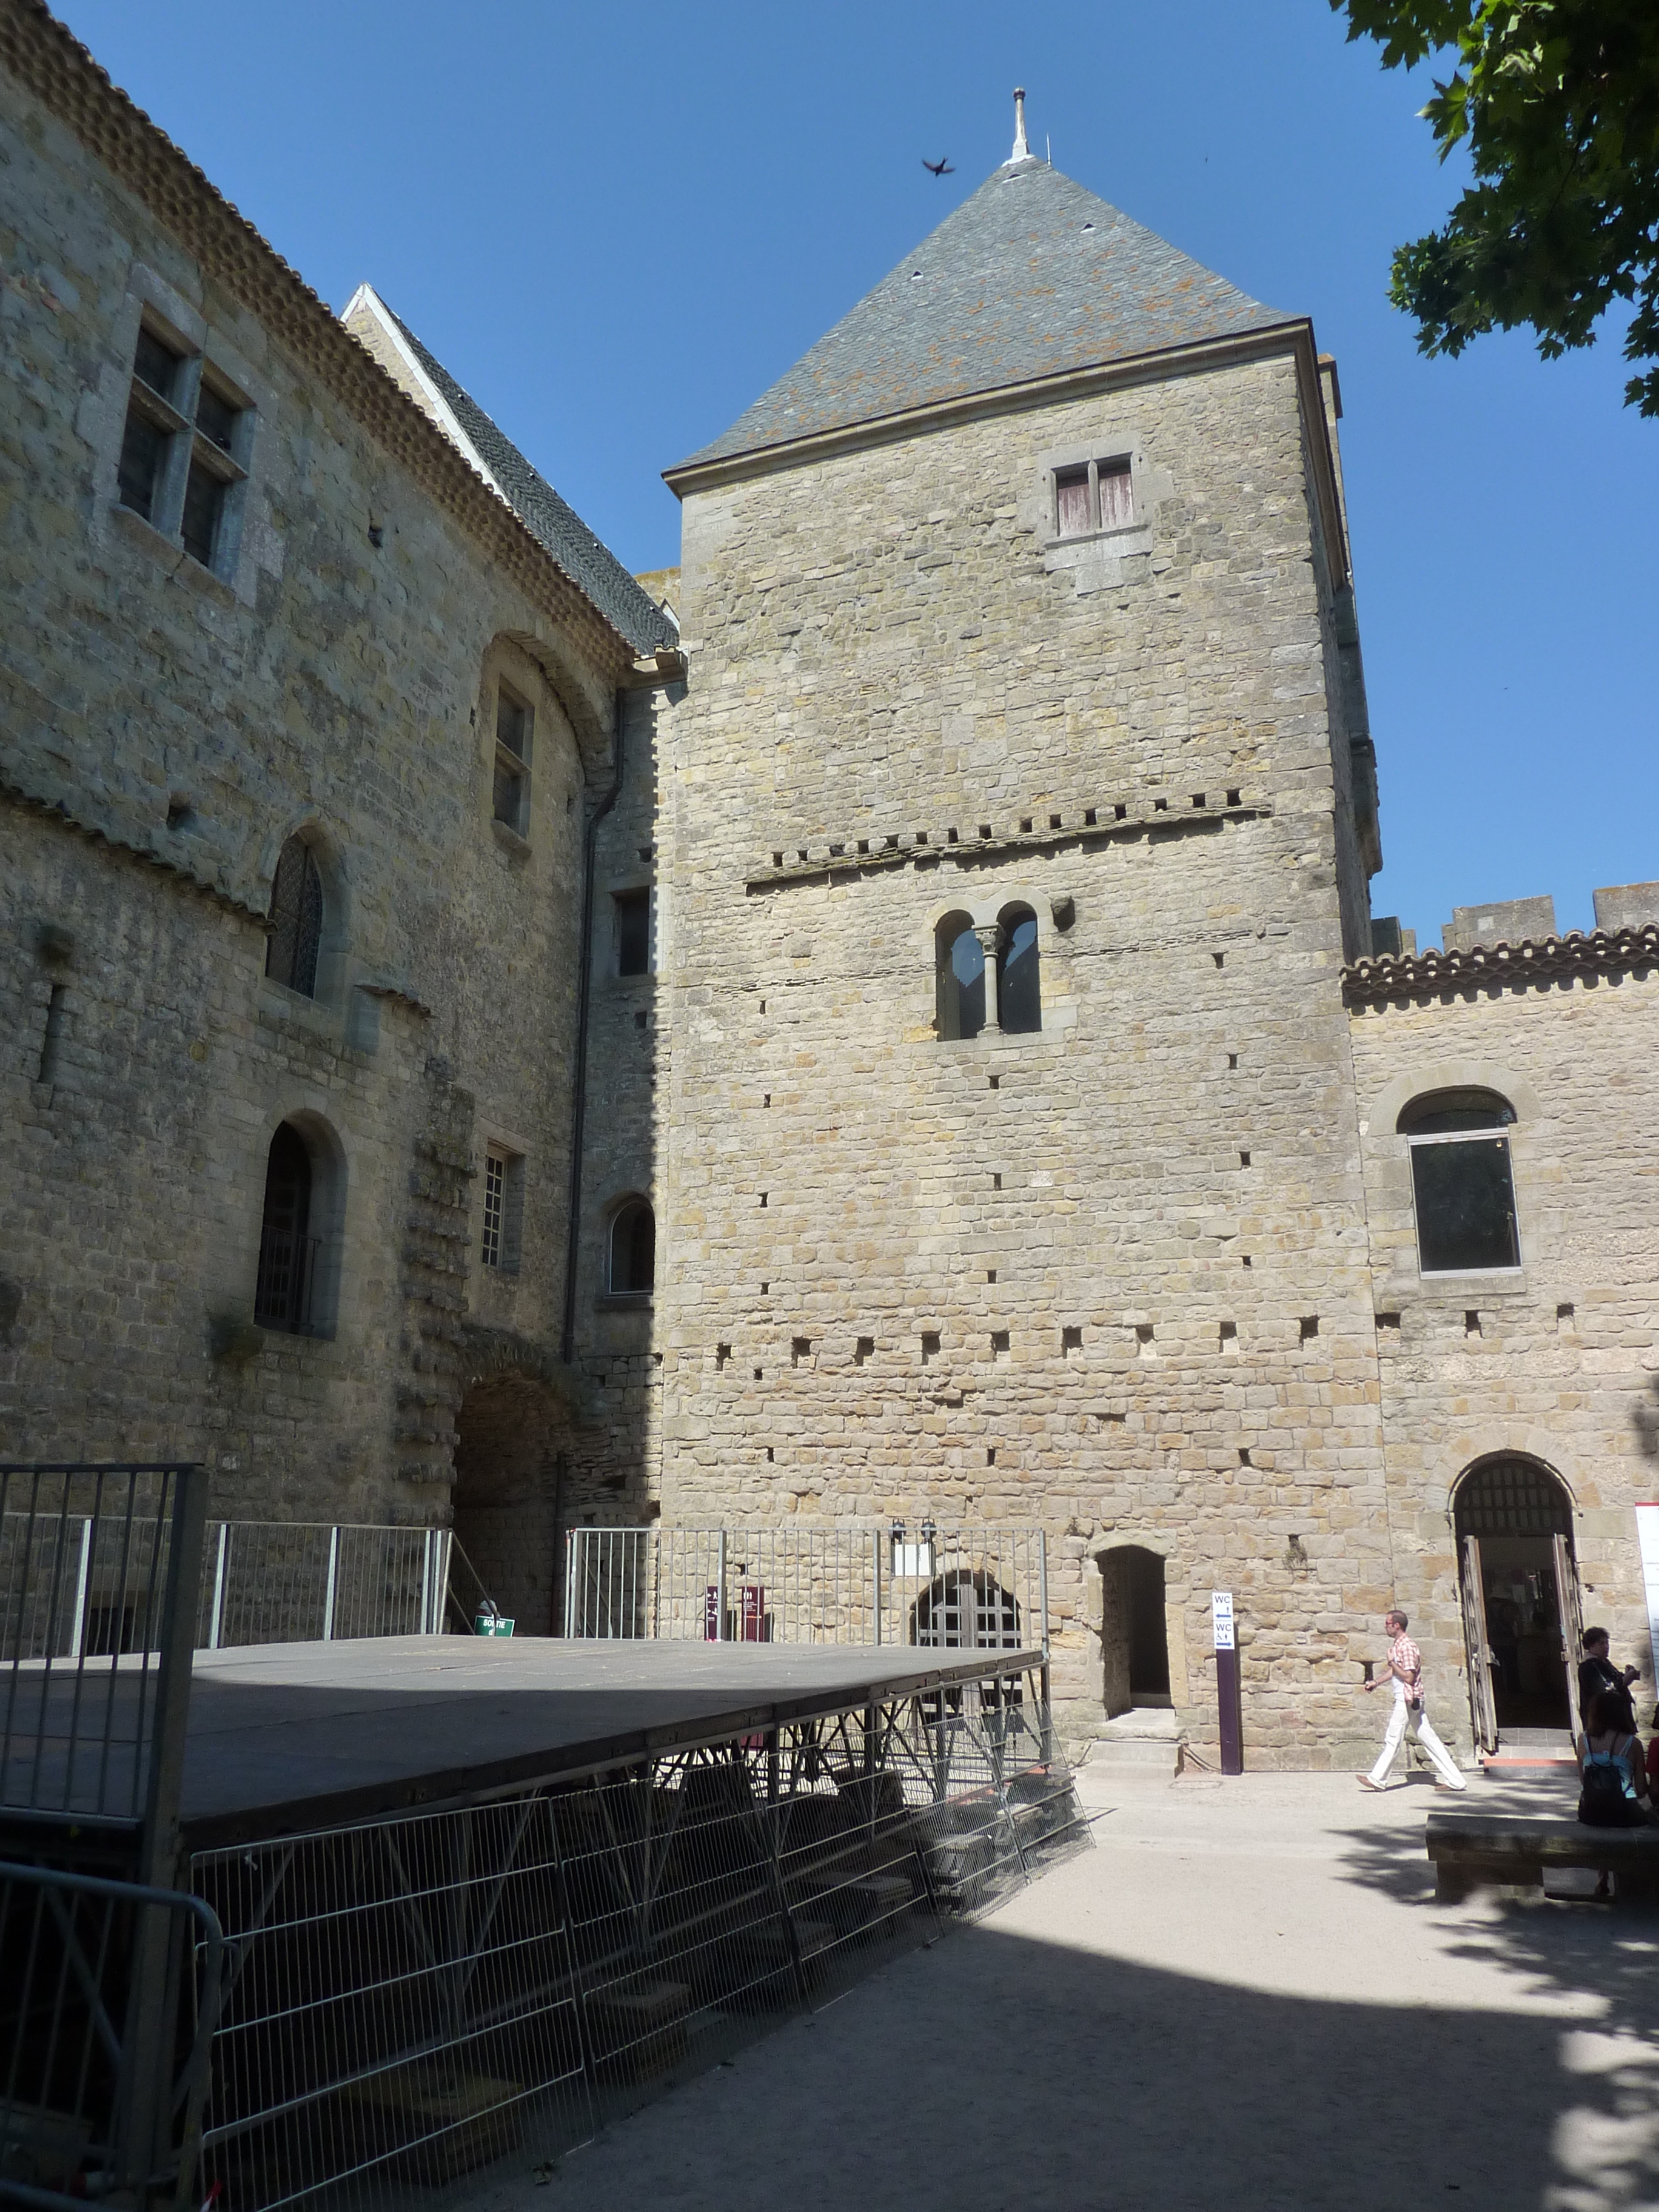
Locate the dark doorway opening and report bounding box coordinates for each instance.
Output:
[1455,1456,1577,1741]
[451,1373,570,1635]
[1099,1546,1171,1716]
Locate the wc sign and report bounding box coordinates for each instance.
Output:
[1212,1589,1242,1774]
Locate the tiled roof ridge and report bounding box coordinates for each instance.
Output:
[377,302,675,657]
[1,770,270,925]
[0,0,638,674]
[1344,923,1659,1008]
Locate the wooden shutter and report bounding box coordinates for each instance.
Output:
[1054,468,1090,537]
[1553,1532,1585,1741]
[1098,461,1133,530]
[1460,1534,1498,1753]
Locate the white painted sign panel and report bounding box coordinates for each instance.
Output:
[1212,1589,1236,1652]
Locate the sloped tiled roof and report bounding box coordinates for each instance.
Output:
[382,306,676,657]
[678,156,1297,471]
[1344,925,1659,1009]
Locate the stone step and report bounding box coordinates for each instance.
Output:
[1082,1735,1182,1775]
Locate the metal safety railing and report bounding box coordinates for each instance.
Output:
[190,1653,1084,2211]
[0,1464,204,1829]
[0,1858,225,2209]
[563,1523,1048,1654]
[196,1522,452,1648]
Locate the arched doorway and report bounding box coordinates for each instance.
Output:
[1098,1546,1170,1718]
[1454,1455,1580,1749]
[451,1370,573,1635]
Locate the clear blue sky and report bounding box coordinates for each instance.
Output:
[55,1,1658,948]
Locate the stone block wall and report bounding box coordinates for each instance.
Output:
[661,347,1401,1762]
[0,60,623,1527]
[1352,962,1659,1743]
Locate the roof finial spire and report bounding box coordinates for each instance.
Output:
[1008,87,1031,165]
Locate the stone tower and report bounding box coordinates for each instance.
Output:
[657,129,1389,1759]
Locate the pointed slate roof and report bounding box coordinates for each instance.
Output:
[376,303,677,656]
[677,157,1297,472]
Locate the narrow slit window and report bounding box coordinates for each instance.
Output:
[492,682,532,835]
[615,888,652,976]
[608,1199,655,1295]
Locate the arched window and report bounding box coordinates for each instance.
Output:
[608,1199,655,1296]
[255,1122,317,1332]
[997,906,1041,1033]
[1398,1088,1520,1273]
[266,834,324,998]
[936,915,985,1040]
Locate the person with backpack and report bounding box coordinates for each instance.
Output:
[1578,1626,1640,1739]
[1578,1686,1652,1829]
[1357,1608,1467,1793]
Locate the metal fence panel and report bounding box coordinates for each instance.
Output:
[190,1656,1084,2212]
[0,1858,224,2208]
[563,1524,1050,1654]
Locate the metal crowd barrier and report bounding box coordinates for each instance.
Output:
[564,1523,1049,1654]
[189,1654,1084,2211]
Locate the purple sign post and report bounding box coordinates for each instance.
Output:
[1213,1590,1243,1775]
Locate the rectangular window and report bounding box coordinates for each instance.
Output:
[1098,458,1133,530]
[116,321,249,574]
[1054,466,1091,538]
[493,683,532,834]
[481,1150,506,1269]
[615,888,651,976]
[1409,1136,1521,1273]
[480,1144,524,1272]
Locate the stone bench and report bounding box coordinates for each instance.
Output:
[1427,1810,1659,1902]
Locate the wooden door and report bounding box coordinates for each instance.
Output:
[1553,1532,1586,1741]
[1461,1535,1498,1753]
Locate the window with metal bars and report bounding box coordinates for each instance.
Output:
[481,1150,505,1268]
[266,836,324,998]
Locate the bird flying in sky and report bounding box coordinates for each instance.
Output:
[923,157,955,176]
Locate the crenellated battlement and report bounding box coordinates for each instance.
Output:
[1370,879,1659,960]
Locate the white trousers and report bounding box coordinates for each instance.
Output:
[1368,1688,1467,1789]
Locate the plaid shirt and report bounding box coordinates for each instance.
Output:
[1388,1632,1423,1703]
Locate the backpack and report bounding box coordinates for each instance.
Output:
[1579,1748,1644,1829]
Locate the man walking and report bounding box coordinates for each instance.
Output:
[1358,1609,1467,1792]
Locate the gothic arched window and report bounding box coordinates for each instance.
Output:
[936,915,985,1040]
[266,835,324,999]
[255,1122,317,1332]
[997,906,1041,1033]
[608,1199,655,1296]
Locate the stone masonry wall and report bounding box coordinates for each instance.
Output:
[662,349,1398,1763]
[0,67,616,1524]
[1352,964,1659,1751]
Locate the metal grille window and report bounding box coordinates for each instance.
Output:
[265,834,324,998]
[1051,455,1133,538]
[115,320,248,571]
[255,1123,319,1333]
[1400,1089,1521,1273]
[493,682,532,835]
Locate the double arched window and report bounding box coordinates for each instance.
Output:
[1398,1089,1520,1273]
[266,834,324,999]
[608,1199,655,1296]
[935,907,1042,1039]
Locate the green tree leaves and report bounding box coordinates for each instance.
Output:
[1333,1,1659,412]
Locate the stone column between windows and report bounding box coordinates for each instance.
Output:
[974,923,1007,1032]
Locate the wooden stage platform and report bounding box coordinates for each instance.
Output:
[7,1636,1044,1851]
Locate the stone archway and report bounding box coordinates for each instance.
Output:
[451,1368,575,1635]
